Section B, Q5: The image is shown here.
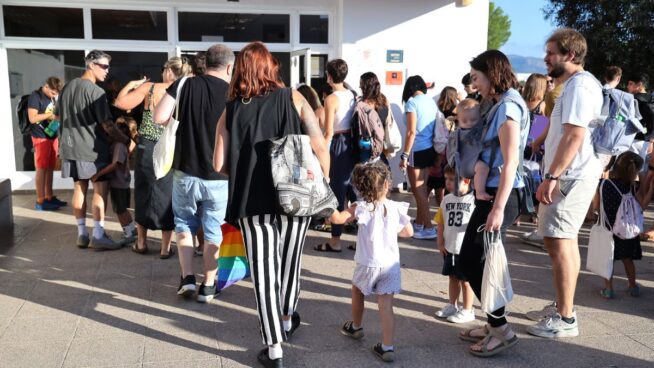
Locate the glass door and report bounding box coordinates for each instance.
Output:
[290,48,311,88]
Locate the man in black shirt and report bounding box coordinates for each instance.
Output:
[27,77,64,211]
[154,44,234,302]
[627,73,654,142]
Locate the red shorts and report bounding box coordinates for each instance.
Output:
[32,137,59,169]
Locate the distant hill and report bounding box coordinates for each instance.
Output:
[509,55,547,74]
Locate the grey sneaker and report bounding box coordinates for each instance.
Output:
[119,229,137,246]
[90,233,121,251]
[76,234,90,248]
[435,303,458,318]
[526,313,579,338]
[526,301,557,321]
[520,230,545,249]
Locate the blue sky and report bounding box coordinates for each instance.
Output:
[493,0,557,58]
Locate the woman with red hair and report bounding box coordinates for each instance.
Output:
[213,41,329,368]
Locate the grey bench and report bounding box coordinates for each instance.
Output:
[0,179,13,228]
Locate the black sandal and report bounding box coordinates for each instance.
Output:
[314,243,342,253]
[160,247,175,259]
[131,243,148,255]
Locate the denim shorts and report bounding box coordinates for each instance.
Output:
[172,170,228,245]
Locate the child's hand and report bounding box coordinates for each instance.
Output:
[438,242,448,256]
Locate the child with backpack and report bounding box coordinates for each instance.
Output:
[598,151,654,298]
[91,118,137,245]
[434,165,476,323]
[330,162,413,362]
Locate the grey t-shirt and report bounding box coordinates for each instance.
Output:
[56,78,113,163]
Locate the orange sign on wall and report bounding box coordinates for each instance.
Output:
[386,71,403,85]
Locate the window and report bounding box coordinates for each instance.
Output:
[178,12,290,43]
[3,6,84,38]
[8,49,85,171]
[300,15,328,44]
[91,9,168,41]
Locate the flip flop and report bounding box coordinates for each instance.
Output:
[314,243,342,253]
[160,247,175,259]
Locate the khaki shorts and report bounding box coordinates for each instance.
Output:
[538,177,598,239]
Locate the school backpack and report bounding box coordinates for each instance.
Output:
[16,93,34,135]
[590,85,645,156]
[601,179,644,240]
[351,100,385,162]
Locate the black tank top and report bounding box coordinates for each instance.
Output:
[225,88,302,223]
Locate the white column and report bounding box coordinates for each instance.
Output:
[0,48,18,183]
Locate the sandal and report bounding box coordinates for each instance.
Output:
[131,243,148,255]
[312,223,332,232]
[160,247,175,260]
[314,243,342,253]
[469,326,518,357]
[459,324,489,343]
[600,288,615,299]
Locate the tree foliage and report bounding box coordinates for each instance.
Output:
[544,0,654,85]
[488,2,511,50]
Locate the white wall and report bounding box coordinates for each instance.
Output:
[340,0,489,185]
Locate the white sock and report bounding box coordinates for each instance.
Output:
[123,221,135,236]
[93,220,104,239]
[283,318,292,332]
[268,343,283,360]
[76,218,88,236]
[352,323,361,330]
[204,278,215,287]
[382,344,394,351]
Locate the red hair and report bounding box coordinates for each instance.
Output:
[228,42,284,101]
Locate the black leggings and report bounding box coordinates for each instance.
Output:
[459,188,521,327]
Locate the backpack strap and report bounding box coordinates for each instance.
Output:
[483,92,529,175]
[598,179,612,232]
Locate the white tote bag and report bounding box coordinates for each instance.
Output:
[480,226,514,318]
[383,108,402,158]
[153,77,188,179]
[586,183,614,279]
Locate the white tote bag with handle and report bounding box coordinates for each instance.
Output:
[153,77,188,179]
[480,226,514,318]
[586,181,615,279]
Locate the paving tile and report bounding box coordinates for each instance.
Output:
[142,335,219,363]
[143,359,221,368]
[0,339,69,368]
[0,315,79,344]
[62,337,144,368]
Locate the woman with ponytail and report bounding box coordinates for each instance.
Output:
[114,56,193,257]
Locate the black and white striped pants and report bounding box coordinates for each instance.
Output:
[238,214,311,345]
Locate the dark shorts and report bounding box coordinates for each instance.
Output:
[110,187,131,215]
[442,253,466,281]
[427,175,445,191]
[61,159,110,182]
[409,148,437,169]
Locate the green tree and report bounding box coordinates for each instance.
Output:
[488,2,511,50]
[544,0,654,85]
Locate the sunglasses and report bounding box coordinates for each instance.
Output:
[94,62,110,70]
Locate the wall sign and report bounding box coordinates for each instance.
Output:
[386,50,403,63]
[386,71,403,85]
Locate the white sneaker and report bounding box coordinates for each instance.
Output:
[526,313,579,338]
[520,230,545,249]
[447,308,475,323]
[435,303,458,318]
[413,227,437,240]
[526,301,557,321]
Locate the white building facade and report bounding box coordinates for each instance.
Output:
[0,0,488,190]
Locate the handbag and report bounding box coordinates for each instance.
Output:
[479,226,514,318]
[153,76,187,179]
[217,223,250,291]
[269,134,338,218]
[383,108,402,158]
[586,182,615,279]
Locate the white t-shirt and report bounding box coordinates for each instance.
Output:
[354,199,411,268]
[436,192,475,254]
[543,71,603,180]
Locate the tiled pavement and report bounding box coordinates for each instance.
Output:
[0,191,653,367]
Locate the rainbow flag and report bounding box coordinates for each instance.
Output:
[217,223,250,291]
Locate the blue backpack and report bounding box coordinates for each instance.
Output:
[591,86,645,156]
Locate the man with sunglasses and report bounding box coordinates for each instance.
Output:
[57,50,132,250]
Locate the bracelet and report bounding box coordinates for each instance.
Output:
[400,152,409,161]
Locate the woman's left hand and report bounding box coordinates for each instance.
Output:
[485,206,504,232]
